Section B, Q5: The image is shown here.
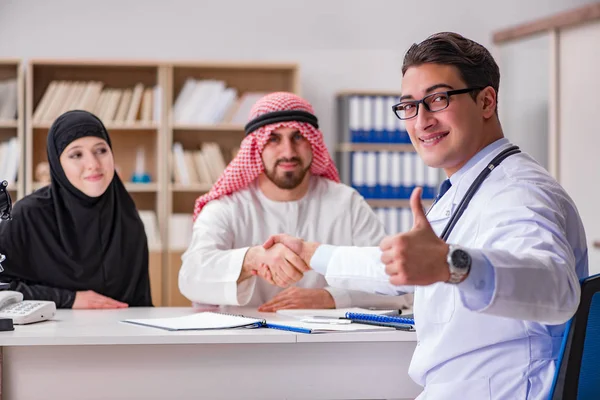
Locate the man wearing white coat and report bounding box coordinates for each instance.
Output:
[259,32,588,399]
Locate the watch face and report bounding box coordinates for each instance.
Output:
[451,249,471,269]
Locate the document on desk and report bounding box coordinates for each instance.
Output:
[265,319,396,334]
[122,312,265,331]
[275,307,399,320]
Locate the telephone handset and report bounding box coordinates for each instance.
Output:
[0,290,56,325]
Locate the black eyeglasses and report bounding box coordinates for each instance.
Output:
[392,87,484,120]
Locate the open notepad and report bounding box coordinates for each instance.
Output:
[123,312,264,331]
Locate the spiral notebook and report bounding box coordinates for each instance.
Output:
[123,312,265,331]
[344,312,415,330]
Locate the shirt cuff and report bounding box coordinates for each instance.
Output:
[310,244,336,275]
[458,248,496,311]
[323,286,352,308]
[226,247,255,306]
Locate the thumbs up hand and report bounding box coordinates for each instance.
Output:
[380,187,451,286]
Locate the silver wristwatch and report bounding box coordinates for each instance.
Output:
[446,245,472,284]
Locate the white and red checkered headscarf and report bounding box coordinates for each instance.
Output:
[193,92,340,221]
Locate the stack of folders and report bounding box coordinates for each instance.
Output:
[343,312,415,331]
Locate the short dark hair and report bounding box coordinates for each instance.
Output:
[402,32,500,109]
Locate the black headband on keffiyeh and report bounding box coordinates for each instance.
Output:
[244,110,319,135]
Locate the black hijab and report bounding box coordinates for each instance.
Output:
[0,110,152,306]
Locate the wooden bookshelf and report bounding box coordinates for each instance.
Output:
[25,59,168,305]
[0,59,25,201]
[18,59,301,306]
[164,62,299,306]
[0,120,18,128]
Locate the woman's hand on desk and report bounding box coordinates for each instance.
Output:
[72,290,129,309]
[257,287,335,312]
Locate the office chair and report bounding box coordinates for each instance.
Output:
[550,273,600,400]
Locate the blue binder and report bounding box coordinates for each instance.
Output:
[345,312,415,327]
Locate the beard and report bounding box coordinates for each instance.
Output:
[264,158,311,190]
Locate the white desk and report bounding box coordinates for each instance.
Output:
[0,307,421,400]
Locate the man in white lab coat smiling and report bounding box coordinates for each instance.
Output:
[258,32,589,399]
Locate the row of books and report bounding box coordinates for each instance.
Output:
[138,210,161,251]
[33,80,161,124]
[0,79,17,121]
[137,211,194,251]
[338,94,411,143]
[0,138,19,185]
[173,78,265,125]
[172,142,230,185]
[352,151,441,199]
[374,207,413,235]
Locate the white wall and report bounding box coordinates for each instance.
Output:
[498,33,551,170]
[0,0,596,152]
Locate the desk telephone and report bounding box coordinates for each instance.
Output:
[0,290,56,325]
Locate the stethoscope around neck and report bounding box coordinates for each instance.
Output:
[428,145,521,242]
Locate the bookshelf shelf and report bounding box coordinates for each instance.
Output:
[172,123,245,132]
[170,183,213,193]
[32,122,159,131]
[124,183,159,192]
[367,199,434,208]
[337,143,415,152]
[0,120,18,128]
[336,89,402,97]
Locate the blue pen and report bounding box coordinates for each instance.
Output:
[265,323,312,334]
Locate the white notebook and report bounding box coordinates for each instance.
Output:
[123,312,264,331]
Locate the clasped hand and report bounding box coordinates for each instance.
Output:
[248,239,309,288]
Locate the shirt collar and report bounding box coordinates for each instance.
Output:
[446,138,511,205]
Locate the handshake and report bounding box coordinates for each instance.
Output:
[243,188,453,290]
[242,234,320,288]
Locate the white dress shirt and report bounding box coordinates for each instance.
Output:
[178,176,413,310]
[311,138,588,400]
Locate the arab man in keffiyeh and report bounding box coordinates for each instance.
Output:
[179,92,413,312]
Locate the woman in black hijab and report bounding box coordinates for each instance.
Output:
[0,110,152,308]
